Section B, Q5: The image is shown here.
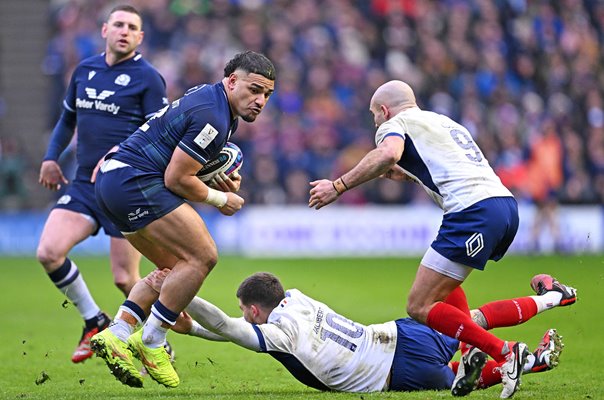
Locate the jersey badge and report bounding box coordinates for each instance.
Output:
[57,195,71,205]
[115,74,131,86]
[194,124,219,149]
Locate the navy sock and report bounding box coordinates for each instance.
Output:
[151,300,178,325]
[48,258,79,288]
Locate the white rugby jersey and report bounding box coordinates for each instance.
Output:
[255,289,397,392]
[376,107,513,213]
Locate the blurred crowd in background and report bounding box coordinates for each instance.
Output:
[3,0,603,210]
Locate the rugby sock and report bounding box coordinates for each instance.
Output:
[450,359,503,388]
[477,297,538,329]
[110,318,134,342]
[472,357,538,388]
[530,291,563,312]
[110,300,146,342]
[142,314,169,348]
[443,286,471,316]
[476,360,502,389]
[48,258,100,320]
[427,302,507,362]
[85,311,109,330]
[443,287,471,355]
[120,300,146,326]
[142,300,178,348]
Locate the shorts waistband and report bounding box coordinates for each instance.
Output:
[100,158,130,173]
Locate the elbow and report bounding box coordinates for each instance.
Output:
[209,319,229,336]
[164,175,177,192]
[380,148,400,167]
[164,173,183,193]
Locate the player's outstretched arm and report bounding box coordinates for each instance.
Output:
[308,136,403,209]
[144,269,259,349]
[171,311,229,342]
[185,297,262,351]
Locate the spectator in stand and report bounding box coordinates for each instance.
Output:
[40,0,604,208]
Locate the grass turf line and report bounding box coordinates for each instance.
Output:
[1,255,602,399]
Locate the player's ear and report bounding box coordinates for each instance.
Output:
[227,73,239,90]
[250,304,259,317]
[381,104,390,120]
[101,22,108,39]
[136,30,144,46]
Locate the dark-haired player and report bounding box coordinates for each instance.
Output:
[91,51,276,388]
[37,5,167,364]
[152,271,574,394]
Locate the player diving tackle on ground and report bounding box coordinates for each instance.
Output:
[145,270,576,396]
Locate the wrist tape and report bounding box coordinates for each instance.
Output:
[204,187,228,208]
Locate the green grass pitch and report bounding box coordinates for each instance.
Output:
[1,255,603,399]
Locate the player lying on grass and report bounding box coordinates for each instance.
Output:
[145,271,576,395]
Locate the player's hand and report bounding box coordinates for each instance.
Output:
[39,160,68,191]
[91,145,119,183]
[380,165,408,181]
[172,311,193,335]
[308,179,340,210]
[218,192,244,216]
[90,157,104,183]
[210,171,242,192]
[142,268,171,293]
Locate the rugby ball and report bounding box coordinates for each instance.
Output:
[196,142,243,183]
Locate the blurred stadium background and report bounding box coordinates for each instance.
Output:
[0,0,602,256]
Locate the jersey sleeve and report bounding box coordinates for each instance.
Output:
[375,117,407,146]
[141,68,168,119]
[185,297,263,351]
[177,108,225,165]
[255,321,295,353]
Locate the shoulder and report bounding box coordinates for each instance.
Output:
[184,83,229,116]
[78,54,104,68]
[72,54,103,75]
[132,54,161,74]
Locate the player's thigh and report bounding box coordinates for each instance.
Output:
[138,203,217,264]
[109,236,142,274]
[37,208,96,268]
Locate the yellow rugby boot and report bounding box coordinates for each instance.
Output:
[127,329,180,388]
[90,328,143,388]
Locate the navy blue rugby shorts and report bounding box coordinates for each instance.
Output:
[54,178,123,237]
[95,164,184,233]
[431,196,519,270]
[389,318,459,391]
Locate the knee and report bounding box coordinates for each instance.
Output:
[202,251,218,273]
[113,277,135,296]
[406,300,428,324]
[36,244,63,271]
[111,263,139,296]
[191,249,218,277]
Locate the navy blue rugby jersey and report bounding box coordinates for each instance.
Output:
[64,53,167,180]
[114,82,238,175]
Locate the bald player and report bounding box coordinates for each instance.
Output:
[308,80,576,398]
